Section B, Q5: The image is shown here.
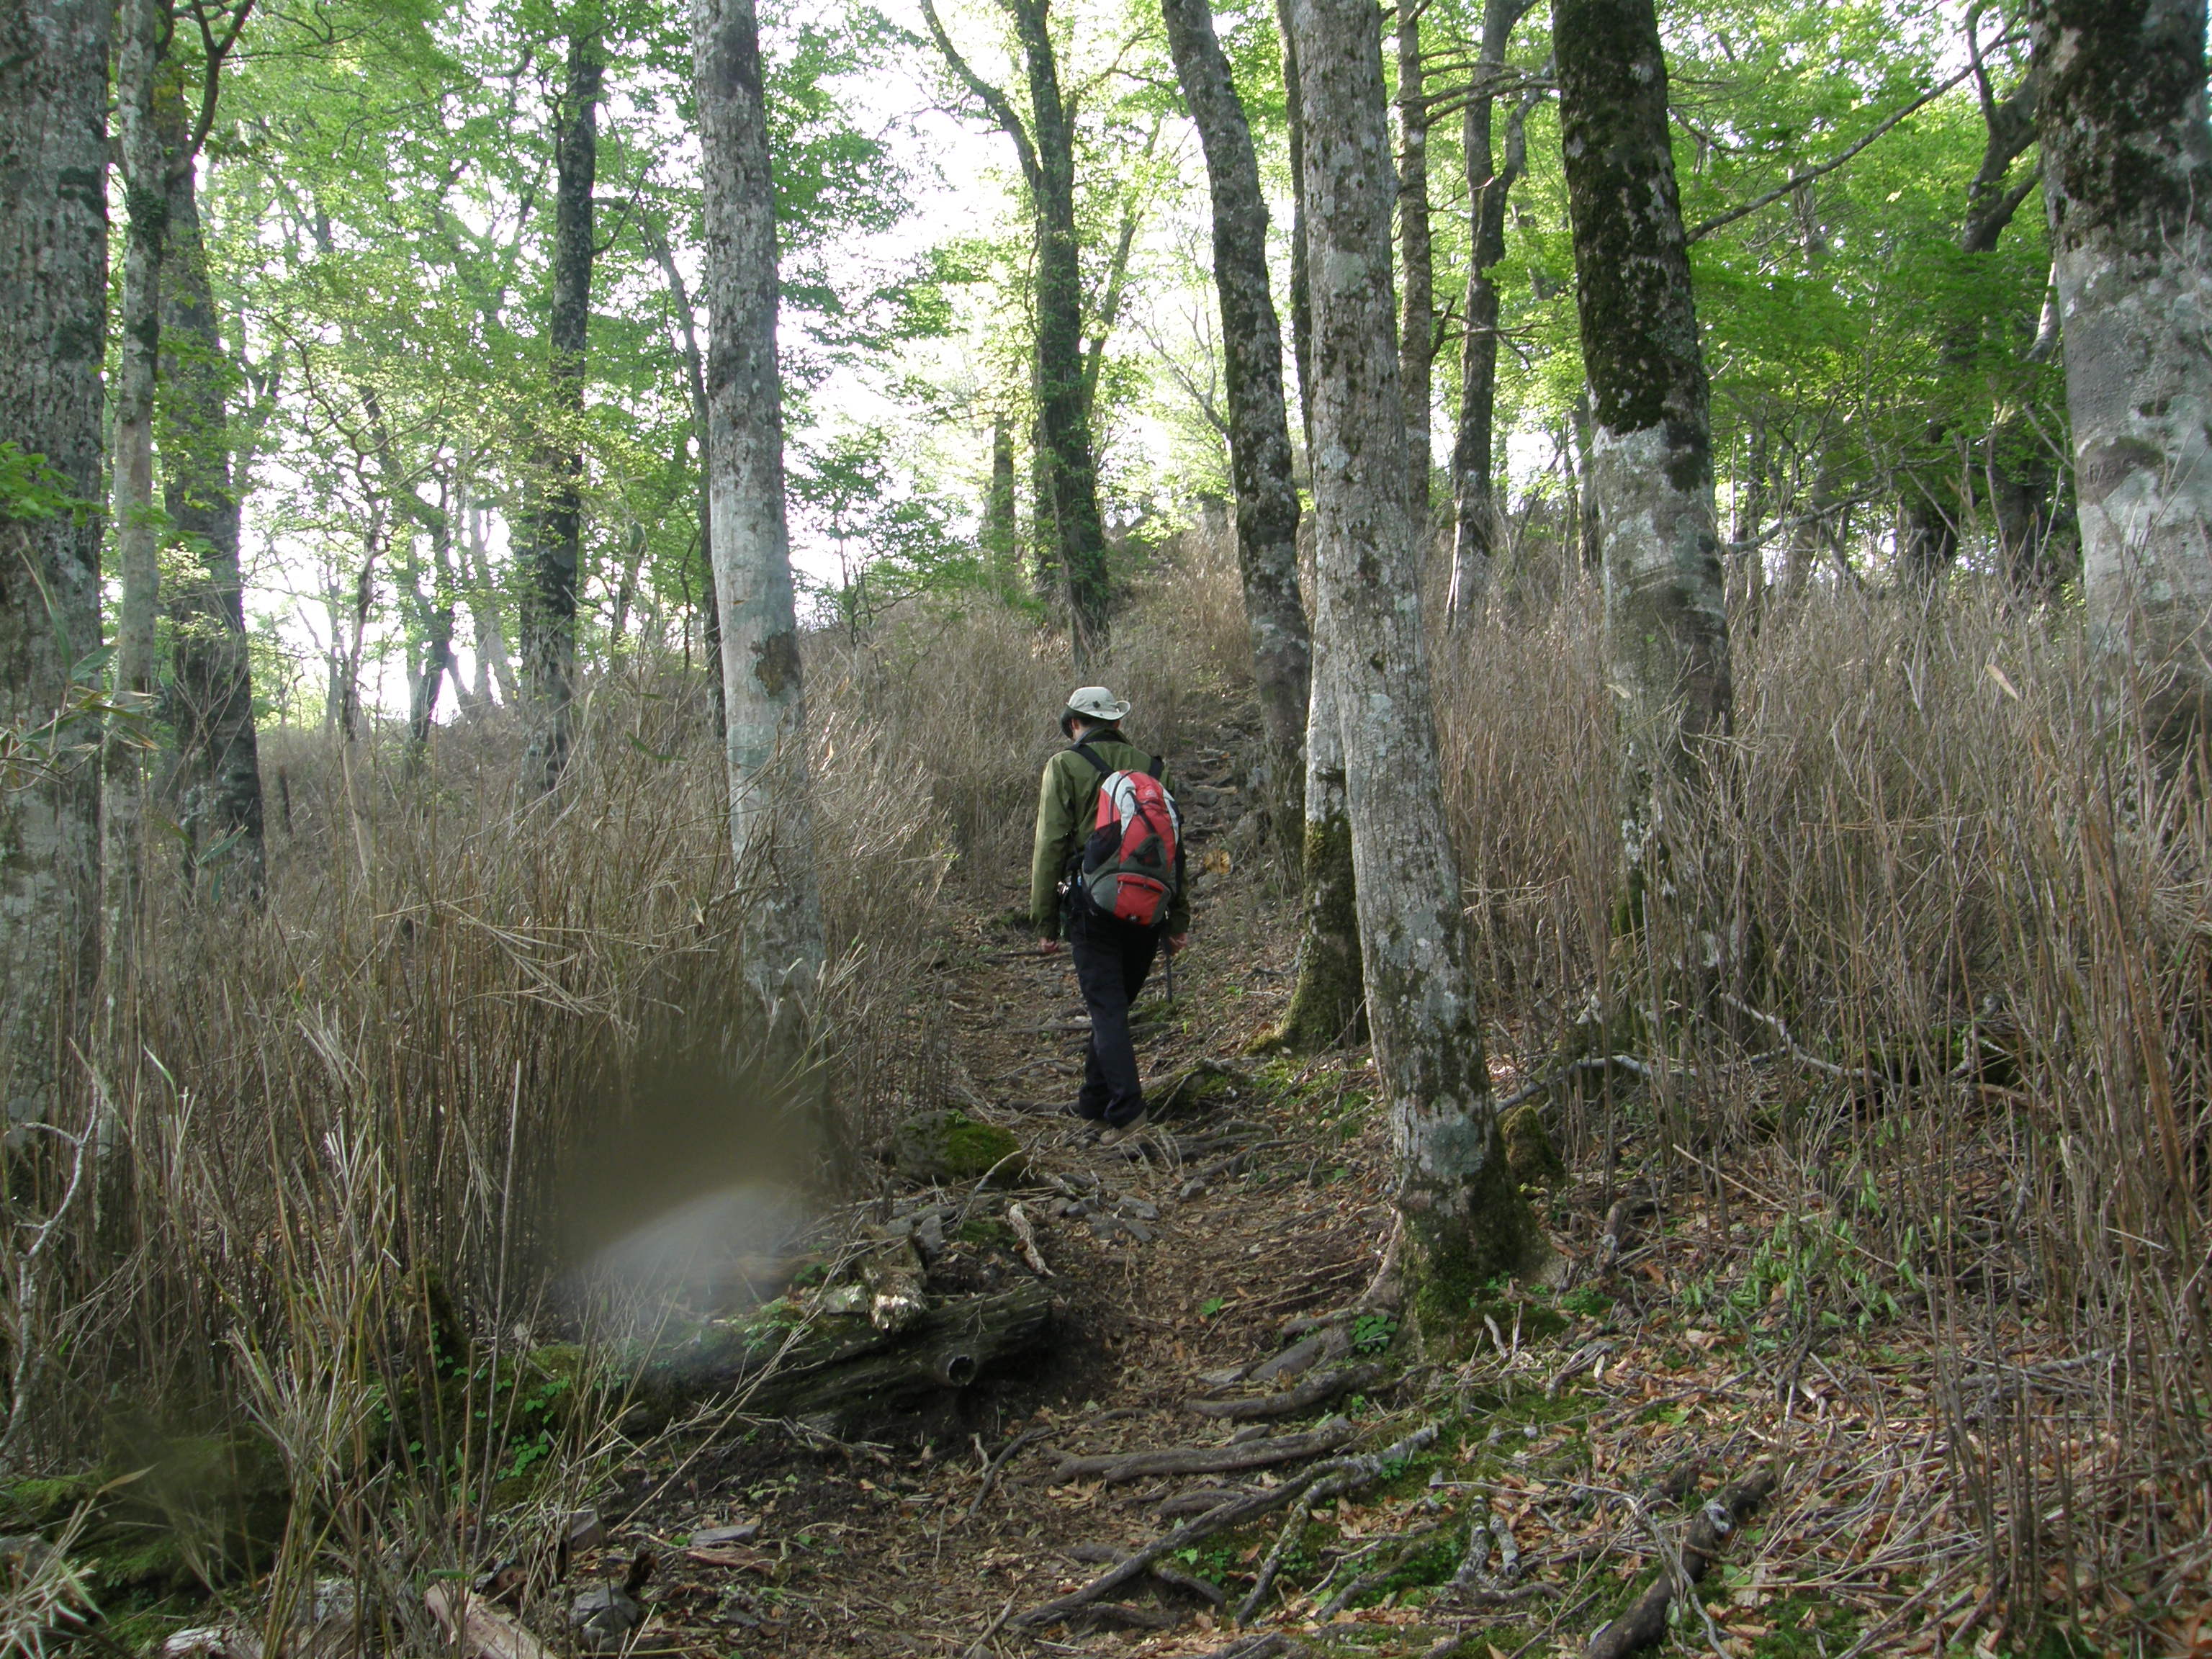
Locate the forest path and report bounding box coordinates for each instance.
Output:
[593,838,1446,1658]
[583,828,1969,1659]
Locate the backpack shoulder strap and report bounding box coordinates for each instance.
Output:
[1146,754,1164,781]
[1069,743,1112,777]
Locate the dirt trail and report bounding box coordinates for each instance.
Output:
[586,851,1452,1656]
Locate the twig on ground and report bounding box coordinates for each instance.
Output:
[960,1593,1018,1659]
[961,1426,1053,1523]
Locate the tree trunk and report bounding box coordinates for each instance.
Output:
[0,0,108,1131]
[1271,632,1364,1050]
[161,147,267,894]
[2032,0,2212,745]
[1396,1,1434,532]
[1277,0,1315,449]
[104,0,169,961]
[642,213,725,739]
[1555,0,1733,813]
[983,415,1019,590]
[1008,0,1115,665]
[1446,0,1537,614]
[696,0,828,1025]
[1028,409,1058,599]
[461,479,518,706]
[1287,0,1542,1305]
[520,27,601,793]
[1159,0,1313,856]
[1271,0,1361,1040]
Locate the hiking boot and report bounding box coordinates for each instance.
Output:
[1096,1109,1148,1147]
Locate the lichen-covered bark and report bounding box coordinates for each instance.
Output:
[1287,0,1541,1298]
[1276,0,1315,447]
[1272,635,1364,1050]
[2031,0,2212,745]
[104,0,168,955]
[520,28,601,793]
[1396,5,1434,530]
[1159,0,1313,850]
[161,152,266,894]
[0,0,107,1128]
[1447,0,1537,614]
[695,0,827,1020]
[1556,0,1732,796]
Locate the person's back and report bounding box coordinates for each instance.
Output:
[1028,687,1189,1143]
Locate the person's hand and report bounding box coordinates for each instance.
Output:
[1169,934,1189,951]
[1039,937,1064,955]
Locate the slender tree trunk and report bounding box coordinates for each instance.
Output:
[2032,0,2212,746]
[983,415,1019,590]
[1007,0,1114,665]
[1277,0,1315,448]
[642,214,725,738]
[520,27,601,793]
[1396,1,1434,531]
[104,0,169,961]
[1288,0,1542,1305]
[1160,0,1313,855]
[161,147,266,894]
[460,480,518,706]
[1272,633,1364,1048]
[696,0,827,1022]
[1446,0,1537,613]
[0,0,109,1131]
[1556,0,1733,820]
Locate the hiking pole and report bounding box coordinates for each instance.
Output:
[1164,934,1176,1004]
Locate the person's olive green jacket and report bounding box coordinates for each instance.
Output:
[1028,731,1192,940]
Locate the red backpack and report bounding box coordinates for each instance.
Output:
[1071,746,1183,927]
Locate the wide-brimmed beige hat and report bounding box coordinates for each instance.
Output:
[1062,685,1132,724]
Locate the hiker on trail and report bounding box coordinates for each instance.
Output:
[1030,686,1189,1146]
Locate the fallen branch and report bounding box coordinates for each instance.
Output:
[1006,1202,1052,1277]
[1017,1422,1435,1632]
[1048,1417,1354,1485]
[962,1424,1053,1522]
[1585,1467,1779,1659]
[1187,1362,1382,1421]
[425,1586,553,1659]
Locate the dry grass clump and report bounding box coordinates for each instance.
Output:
[0,650,956,1634]
[1436,570,2212,1637]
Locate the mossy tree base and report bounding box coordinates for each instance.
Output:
[1400,1124,1556,1355]
[1262,810,1365,1053]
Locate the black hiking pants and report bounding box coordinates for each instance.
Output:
[1068,904,1161,1128]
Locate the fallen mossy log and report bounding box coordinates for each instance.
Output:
[625,1281,1054,1433]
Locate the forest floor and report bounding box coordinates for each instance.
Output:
[539,813,2131,1659]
